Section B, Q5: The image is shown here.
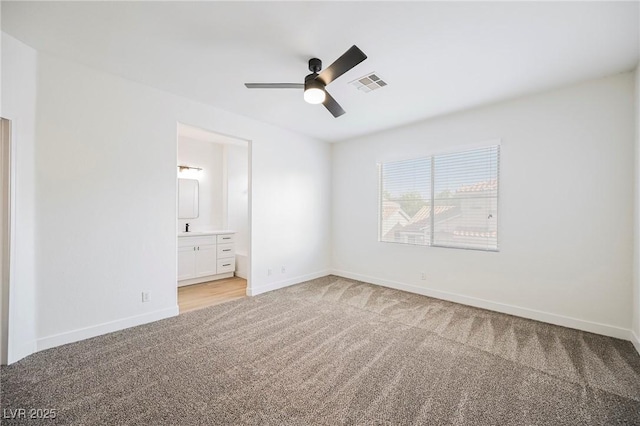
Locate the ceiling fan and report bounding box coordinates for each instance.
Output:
[244,45,367,118]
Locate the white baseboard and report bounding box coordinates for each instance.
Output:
[8,339,36,365]
[36,306,179,352]
[248,270,331,296]
[631,330,640,356]
[331,270,631,340]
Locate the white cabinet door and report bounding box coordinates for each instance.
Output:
[196,244,217,277]
[178,246,196,280]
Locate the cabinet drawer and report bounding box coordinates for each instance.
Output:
[178,235,216,247]
[217,243,235,259]
[217,234,235,244]
[217,258,235,274]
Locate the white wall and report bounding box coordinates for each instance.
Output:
[332,73,635,338]
[250,130,331,293]
[4,43,330,358]
[1,34,38,363]
[177,137,224,232]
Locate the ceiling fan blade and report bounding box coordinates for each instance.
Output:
[317,45,367,86]
[244,83,304,89]
[323,91,346,118]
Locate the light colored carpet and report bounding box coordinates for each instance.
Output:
[2,275,640,425]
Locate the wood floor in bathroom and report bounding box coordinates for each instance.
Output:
[178,277,247,313]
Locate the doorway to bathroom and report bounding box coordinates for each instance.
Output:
[175,123,251,313]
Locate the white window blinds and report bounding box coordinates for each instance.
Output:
[379,145,499,251]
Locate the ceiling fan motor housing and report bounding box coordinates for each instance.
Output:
[308,58,322,73]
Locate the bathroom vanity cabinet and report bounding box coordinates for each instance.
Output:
[178,232,236,286]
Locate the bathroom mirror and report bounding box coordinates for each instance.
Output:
[178,178,199,219]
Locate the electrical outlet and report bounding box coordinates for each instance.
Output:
[420,272,426,280]
[281,266,286,274]
[267,268,272,276]
[142,291,151,303]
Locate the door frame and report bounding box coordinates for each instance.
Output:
[0,118,13,365]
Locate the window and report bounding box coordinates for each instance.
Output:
[379,145,499,251]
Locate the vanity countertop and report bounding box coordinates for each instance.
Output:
[178,230,235,237]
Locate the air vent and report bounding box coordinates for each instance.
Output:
[349,73,387,93]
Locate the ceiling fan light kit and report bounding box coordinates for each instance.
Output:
[244,45,367,118]
[303,73,326,104]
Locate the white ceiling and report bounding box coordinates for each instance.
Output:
[2,1,639,142]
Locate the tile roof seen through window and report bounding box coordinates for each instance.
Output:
[456,179,498,193]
